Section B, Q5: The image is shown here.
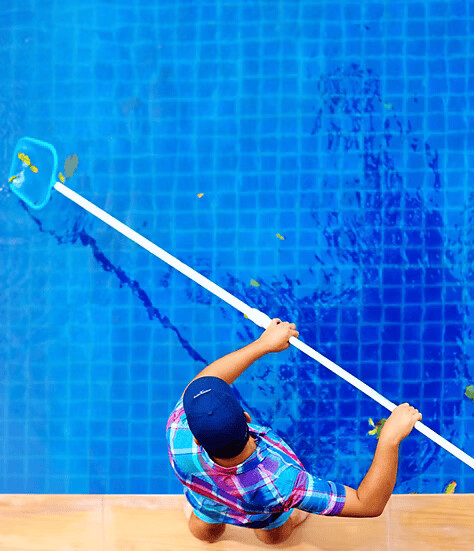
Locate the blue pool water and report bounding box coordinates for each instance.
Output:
[1,1,473,494]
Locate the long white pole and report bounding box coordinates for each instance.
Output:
[54,181,474,470]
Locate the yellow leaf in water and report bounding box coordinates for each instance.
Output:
[367,418,378,436]
[30,165,38,173]
[58,172,65,183]
[250,279,260,287]
[8,174,20,183]
[18,152,31,165]
[244,314,248,319]
[444,481,457,494]
[197,193,204,198]
[276,233,285,240]
[465,385,474,401]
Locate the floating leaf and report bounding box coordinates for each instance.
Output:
[465,385,474,401]
[64,153,79,179]
[58,172,65,183]
[276,233,285,240]
[367,417,386,438]
[18,152,31,165]
[30,165,38,173]
[11,172,25,188]
[444,480,457,494]
[197,193,204,198]
[250,279,260,287]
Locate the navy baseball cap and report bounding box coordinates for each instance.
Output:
[183,376,250,459]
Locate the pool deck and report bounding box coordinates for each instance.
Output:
[0,494,471,550]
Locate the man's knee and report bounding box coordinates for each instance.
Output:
[254,517,293,545]
[188,512,226,543]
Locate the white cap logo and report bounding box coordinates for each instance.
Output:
[193,388,211,399]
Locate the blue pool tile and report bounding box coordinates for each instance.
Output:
[423,324,443,342]
[403,344,421,361]
[363,306,382,323]
[341,326,358,341]
[383,287,402,303]
[340,344,358,362]
[424,382,442,399]
[385,307,401,322]
[402,382,422,400]
[361,344,379,362]
[381,343,400,361]
[1,0,472,499]
[110,441,128,457]
[341,307,359,323]
[362,362,379,380]
[110,478,127,493]
[444,324,462,342]
[363,287,381,304]
[90,478,107,493]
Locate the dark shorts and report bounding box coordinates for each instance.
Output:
[193,506,293,531]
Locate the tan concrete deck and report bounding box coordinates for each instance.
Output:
[0,494,471,550]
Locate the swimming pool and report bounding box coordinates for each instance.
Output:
[0,0,473,494]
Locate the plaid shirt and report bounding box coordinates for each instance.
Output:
[166,395,346,528]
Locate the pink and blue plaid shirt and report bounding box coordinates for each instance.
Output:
[166,394,346,528]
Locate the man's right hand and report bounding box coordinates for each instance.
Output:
[257,318,299,353]
[380,403,422,444]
